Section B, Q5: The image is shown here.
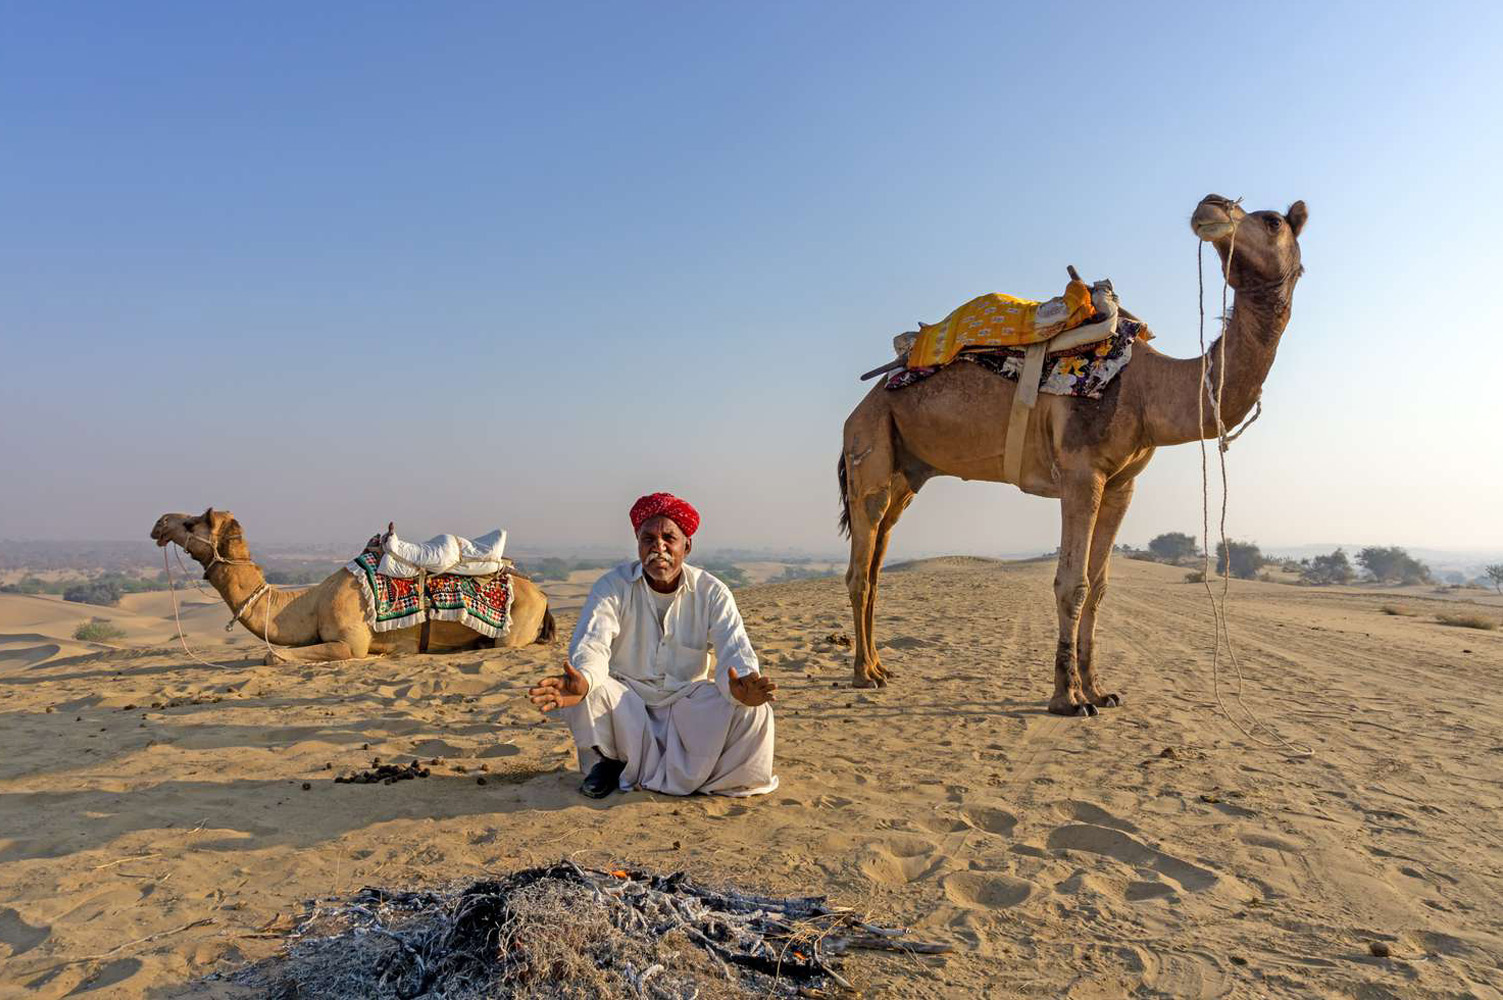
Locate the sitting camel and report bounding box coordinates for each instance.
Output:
[839,194,1307,714]
[151,508,554,663]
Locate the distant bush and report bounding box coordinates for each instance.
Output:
[1357,547,1431,585]
[1148,532,1200,564]
[700,562,749,589]
[1435,612,1497,630]
[1215,540,1265,580]
[523,558,612,582]
[1487,564,1503,595]
[1184,568,1206,583]
[64,579,123,607]
[525,557,574,582]
[4,577,35,594]
[1379,604,1417,616]
[265,566,334,585]
[771,565,838,582]
[73,618,126,642]
[1301,548,1355,586]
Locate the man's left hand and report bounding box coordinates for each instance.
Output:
[728,666,777,707]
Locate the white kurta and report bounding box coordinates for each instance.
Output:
[561,561,777,796]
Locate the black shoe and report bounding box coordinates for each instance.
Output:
[580,757,626,799]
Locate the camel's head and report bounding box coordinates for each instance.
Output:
[150,508,242,565]
[1191,194,1307,296]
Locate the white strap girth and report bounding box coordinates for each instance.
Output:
[226,583,271,632]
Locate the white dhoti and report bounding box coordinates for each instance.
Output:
[563,676,778,797]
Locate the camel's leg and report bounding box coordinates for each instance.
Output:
[265,628,372,666]
[1077,479,1133,708]
[1049,471,1104,717]
[861,482,914,684]
[846,482,892,688]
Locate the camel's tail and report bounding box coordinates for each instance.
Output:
[837,452,852,539]
[536,607,556,645]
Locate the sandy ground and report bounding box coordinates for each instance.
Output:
[1,559,1501,998]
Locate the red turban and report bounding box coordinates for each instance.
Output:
[630,492,700,537]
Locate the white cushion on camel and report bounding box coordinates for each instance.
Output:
[377,528,507,578]
[451,529,508,576]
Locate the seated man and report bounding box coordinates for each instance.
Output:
[528,492,778,799]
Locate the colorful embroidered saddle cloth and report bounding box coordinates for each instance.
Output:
[902,278,1102,369]
[346,537,514,639]
[886,317,1145,399]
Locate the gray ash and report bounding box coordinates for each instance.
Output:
[224,860,947,998]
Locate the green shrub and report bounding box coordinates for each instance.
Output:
[1357,546,1431,585]
[700,562,749,589]
[64,579,123,606]
[1301,548,1355,586]
[1148,532,1200,563]
[1215,540,1265,580]
[1435,612,1498,630]
[771,565,837,582]
[265,566,336,585]
[73,618,127,642]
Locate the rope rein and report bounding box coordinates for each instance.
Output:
[1196,223,1314,758]
[162,528,276,668]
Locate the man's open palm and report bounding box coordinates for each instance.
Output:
[529,662,589,713]
[728,666,777,707]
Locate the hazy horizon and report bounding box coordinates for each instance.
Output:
[3,2,1499,559]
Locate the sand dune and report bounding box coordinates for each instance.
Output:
[0,560,1500,997]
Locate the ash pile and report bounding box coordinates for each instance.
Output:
[230,860,948,998]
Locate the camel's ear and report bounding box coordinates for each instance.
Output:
[1286,201,1308,237]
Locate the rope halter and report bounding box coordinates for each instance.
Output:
[175,524,271,633]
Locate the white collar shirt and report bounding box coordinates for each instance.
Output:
[568,561,759,707]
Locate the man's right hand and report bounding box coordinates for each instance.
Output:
[528,662,589,713]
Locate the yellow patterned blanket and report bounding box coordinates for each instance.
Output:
[906,279,1098,368]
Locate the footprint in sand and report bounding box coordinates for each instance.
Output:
[701,799,750,819]
[0,907,50,957]
[859,835,943,885]
[1050,800,1139,832]
[959,801,1018,837]
[942,871,1033,909]
[408,739,466,758]
[1045,824,1219,892]
[879,635,930,650]
[1124,880,1178,902]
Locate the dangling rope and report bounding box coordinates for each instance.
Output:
[1196,221,1313,758]
[162,544,275,668]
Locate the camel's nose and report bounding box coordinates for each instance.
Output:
[1191,196,1240,240]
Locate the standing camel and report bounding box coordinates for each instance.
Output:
[151,508,554,663]
[838,194,1307,714]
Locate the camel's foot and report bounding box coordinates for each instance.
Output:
[263,648,292,666]
[1048,695,1098,718]
[852,661,889,689]
[1087,691,1124,708]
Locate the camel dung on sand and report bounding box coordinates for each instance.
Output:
[838,193,1308,715]
[150,508,555,664]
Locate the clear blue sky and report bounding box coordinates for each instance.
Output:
[2,1,1499,558]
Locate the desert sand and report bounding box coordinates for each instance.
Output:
[1,558,1501,998]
